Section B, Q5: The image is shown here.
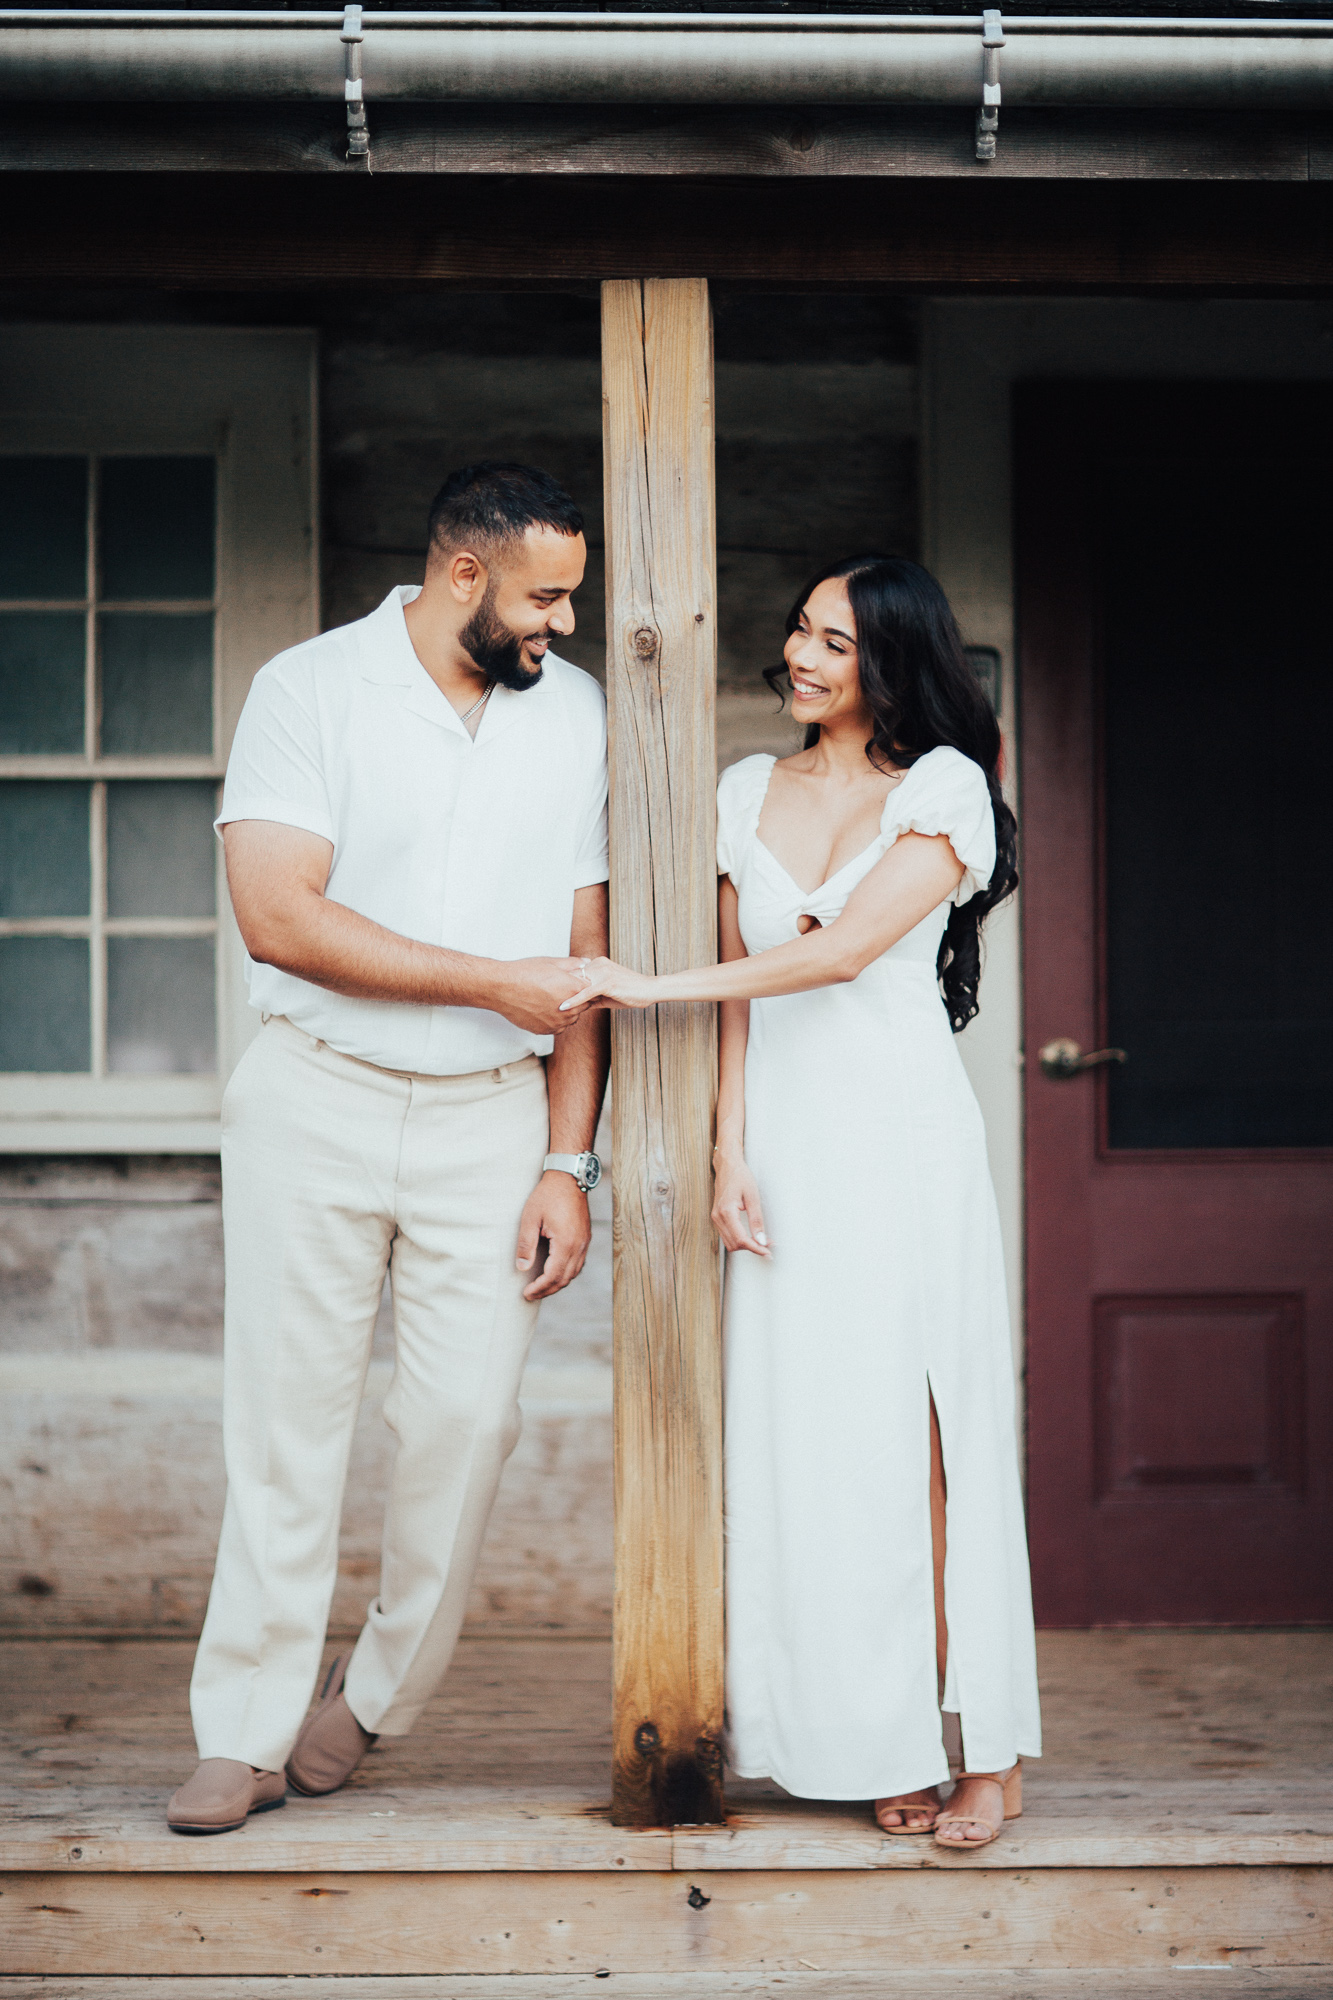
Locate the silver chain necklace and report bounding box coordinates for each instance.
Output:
[459,683,494,725]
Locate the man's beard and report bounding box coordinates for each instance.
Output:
[458,583,547,692]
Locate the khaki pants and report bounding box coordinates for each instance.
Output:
[190,1016,549,1772]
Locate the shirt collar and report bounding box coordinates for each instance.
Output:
[360,585,432,688]
[360,585,551,745]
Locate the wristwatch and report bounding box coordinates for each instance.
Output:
[544,1150,602,1192]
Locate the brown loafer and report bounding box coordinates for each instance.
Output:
[286,1653,378,1796]
[167,1758,286,1835]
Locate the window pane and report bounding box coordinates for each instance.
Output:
[99,458,215,601]
[0,782,90,918]
[1104,450,1332,1147]
[99,613,212,755]
[107,781,217,918]
[108,936,215,1075]
[0,457,87,599]
[0,611,85,754]
[0,936,90,1072]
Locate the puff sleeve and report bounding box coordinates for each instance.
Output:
[881,746,996,906]
[716,754,774,881]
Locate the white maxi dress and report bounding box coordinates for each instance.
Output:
[719,744,1042,1801]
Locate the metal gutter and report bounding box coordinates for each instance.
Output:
[1,9,1332,108]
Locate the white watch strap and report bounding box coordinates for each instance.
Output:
[544,1153,585,1176]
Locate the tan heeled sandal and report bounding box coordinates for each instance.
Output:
[932,1761,1022,1849]
[874,1786,943,1834]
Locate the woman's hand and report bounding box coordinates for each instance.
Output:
[712,1150,771,1257]
[559,957,660,1012]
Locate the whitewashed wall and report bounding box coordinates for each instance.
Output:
[1,1152,612,1636]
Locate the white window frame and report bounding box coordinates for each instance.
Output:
[0,325,318,1152]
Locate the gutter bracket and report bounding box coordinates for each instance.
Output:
[341,2,369,167]
[976,9,1003,163]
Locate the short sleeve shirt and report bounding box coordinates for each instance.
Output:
[218,585,608,1075]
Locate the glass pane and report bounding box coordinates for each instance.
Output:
[99,458,215,601]
[0,611,85,754]
[1104,450,1332,1148]
[0,782,90,918]
[107,781,217,919]
[0,457,87,599]
[108,936,215,1074]
[0,936,90,1072]
[99,613,213,756]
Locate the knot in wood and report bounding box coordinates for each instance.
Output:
[635,1722,661,1756]
[632,626,659,658]
[653,1177,671,1197]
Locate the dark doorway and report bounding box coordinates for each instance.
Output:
[1018,381,1333,1625]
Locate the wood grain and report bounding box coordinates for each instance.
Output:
[5,1781,1332,1876]
[0,1977,1328,2000]
[5,1864,1330,1976]
[602,278,724,1831]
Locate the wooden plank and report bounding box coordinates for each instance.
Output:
[601,278,723,1830]
[0,1977,1328,2000]
[3,1782,1332,1875]
[7,177,1333,294]
[0,105,1321,183]
[3,1980,1332,2000]
[5,1635,1333,1884]
[6,1864,1331,1976]
[0,1790,669,1875]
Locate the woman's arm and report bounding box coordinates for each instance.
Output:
[711,877,770,1257]
[566,830,965,1011]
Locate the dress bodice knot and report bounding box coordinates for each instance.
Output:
[717,744,997,967]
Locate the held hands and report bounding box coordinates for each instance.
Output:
[493,957,603,1035]
[711,1148,771,1258]
[558,957,660,1013]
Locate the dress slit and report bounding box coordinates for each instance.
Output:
[929,1368,967,1762]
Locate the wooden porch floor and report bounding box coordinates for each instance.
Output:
[3,1630,1332,1986]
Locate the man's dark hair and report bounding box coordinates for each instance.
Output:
[427,461,583,563]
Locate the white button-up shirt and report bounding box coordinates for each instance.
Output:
[218,585,608,1075]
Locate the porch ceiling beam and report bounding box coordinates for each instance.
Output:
[2,11,1333,110]
[8,175,1333,291]
[3,102,1331,180]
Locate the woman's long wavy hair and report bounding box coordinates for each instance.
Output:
[763,555,1017,1033]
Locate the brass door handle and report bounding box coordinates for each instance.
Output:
[1038,1037,1128,1080]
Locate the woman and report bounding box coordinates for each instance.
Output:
[568,556,1041,1846]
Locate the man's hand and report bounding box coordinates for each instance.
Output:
[490,958,598,1038]
[516,1169,593,1301]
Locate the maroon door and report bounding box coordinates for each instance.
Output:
[1017,382,1333,1625]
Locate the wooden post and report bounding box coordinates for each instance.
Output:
[601,278,724,1830]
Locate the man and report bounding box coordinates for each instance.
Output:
[167,462,608,1834]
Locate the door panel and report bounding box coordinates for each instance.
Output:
[1017,382,1333,1626]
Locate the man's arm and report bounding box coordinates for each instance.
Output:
[223,819,590,1037]
[515,882,610,1300]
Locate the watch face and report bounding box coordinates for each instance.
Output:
[581,1153,602,1190]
